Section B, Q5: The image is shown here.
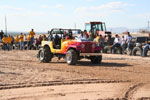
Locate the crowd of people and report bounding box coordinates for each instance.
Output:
[0,29,47,51]
[78,30,106,49]
[111,32,150,56]
[111,32,133,53]
[1,28,150,57]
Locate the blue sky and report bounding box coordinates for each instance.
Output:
[0,0,150,32]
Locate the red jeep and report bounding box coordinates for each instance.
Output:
[37,28,102,65]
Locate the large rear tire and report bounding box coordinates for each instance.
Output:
[39,47,52,63]
[103,46,111,54]
[112,47,122,54]
[132,47,142,56]
[91,56,102,64]
[66,49,77,65]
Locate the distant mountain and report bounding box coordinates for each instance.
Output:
[107,27,128,34]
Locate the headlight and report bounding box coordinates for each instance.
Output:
[92,44,96,48]
[81,44,85,48]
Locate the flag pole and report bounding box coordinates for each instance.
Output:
[5,15,8,35]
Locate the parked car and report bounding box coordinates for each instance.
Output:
[124,36,148,56]
[132,36,148,56]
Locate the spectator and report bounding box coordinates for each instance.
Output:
[43,34,48,41]
[29,29,35,45]
[27,34,31,49]
[79,30,88,39]
[84,30,89,38]
[15,35,19,49]
[24,34,27,49]
[95,30,99,38]
[125,32,132,50]
[112,34,121,52]
[121,36,126,53]
[142,33,150,57]
[87,34,93,41]
[34,38,39,49]
[7,35,13,50]
[11,36,14,48]
[98,35,105,48]
[0,30,4,39]
[38,35,43,45]
[103,35,107,41]
[2,35,9,50]
[19,33,24,50]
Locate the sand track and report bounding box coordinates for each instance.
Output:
[0,50,150,100]
[0,78,130,90]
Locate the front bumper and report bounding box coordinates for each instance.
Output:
[80,53,102,56]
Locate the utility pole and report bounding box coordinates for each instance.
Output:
[5,15,8,35]
[148,21,150,32]
[74,23,76,34]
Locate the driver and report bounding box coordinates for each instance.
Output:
[54,33,60,45]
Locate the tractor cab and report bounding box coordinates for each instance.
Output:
[85,21,111,39]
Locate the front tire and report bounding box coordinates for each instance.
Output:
[66,49,77,65]
[132,47,142,56]
[103,46,111,54]
[39,47,52,63]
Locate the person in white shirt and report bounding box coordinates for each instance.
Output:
[121,36,126,53]
[112,34,121,52]
[79,30,88,40]
[24,34,27,49]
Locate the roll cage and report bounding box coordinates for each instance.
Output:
[48,28,81,41]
